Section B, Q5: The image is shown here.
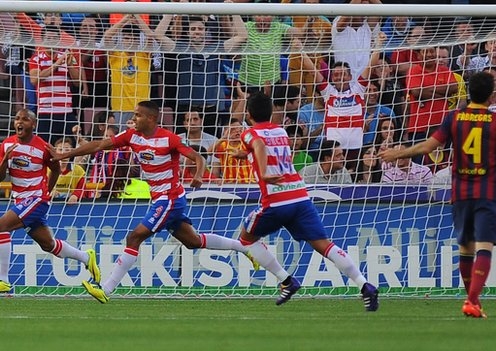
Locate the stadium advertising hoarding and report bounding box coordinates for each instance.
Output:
[6,185,490,293]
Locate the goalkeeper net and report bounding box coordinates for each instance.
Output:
[1,1,496,298]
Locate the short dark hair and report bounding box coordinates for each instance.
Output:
[331,61,351,70]
[122,24,140,36]
[285,124,304,137]
[319,140,340,162]
[187,16,205,28]
[138,100,160,118]
[247,92,272,123]
[272,84,300,107]
[469,71,495,104]
[54,137,74,148]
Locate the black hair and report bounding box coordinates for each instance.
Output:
[247,92,272,123]
[318,140,340,162]
[272,84,300,108]
[54,137,74,148]
[121,24,140,36]
[138,100,160,118]
[469,71,495,104]
[285,124,304,137]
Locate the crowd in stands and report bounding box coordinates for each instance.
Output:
[0,0,492,200]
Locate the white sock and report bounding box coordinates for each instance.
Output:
[51,239,88,263]
[201,233,247,252]
[0,232,11,282]
[244,240,289,281]
[102,248,139,295]
[326,244,367,288]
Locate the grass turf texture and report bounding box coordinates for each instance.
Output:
[1,297,495,351]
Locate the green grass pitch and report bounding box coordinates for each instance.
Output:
[1,297,495,351]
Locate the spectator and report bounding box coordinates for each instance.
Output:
[85,125,123,198]
[78,15,109,109]
[296,88,325,161]
[456,39,496,81]
[285,124,313,172]
[438,46,467,110]
[49,138,86,204]
[298,140,353,184]
[271,83,301,126]
[103,14,174,128]
[212,118,254,183]
[363,80,396,145]
[0,13,24,113]
[181,144,219,183]
[381,143,433,184]
[311,38,383,172]
[154,10,247,137]
[238,7,303,88]
[178,109,219,167]
[283,0,332,100]
[449,17,480,75]
[406,46,458,146]
[355,144,382,183]
[389,25,424,81]
[16,12,76,46]
[381,16,414,55]
[331,0,382,81]
[375,116,401,154]
[370,55,406,119]
[29,25,81,145]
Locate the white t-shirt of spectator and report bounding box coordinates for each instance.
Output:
[319,78,367,150]
[178,131,219,166]
[332,17,380,81]
[381,161,433,184]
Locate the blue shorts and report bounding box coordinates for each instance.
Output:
[243,200,328,241]
[11,197,49,233]
[141,196,192,234]
[453,199,496,245]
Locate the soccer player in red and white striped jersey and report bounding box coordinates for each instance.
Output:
[0,109,101,294]
[235,92,379,310]
[52,101,265,303]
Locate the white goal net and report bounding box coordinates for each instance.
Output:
[1,1,496,298]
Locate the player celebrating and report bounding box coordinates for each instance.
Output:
[0,109,100,293]
[51,100,261,303]
[379,71,496,319]
[234,92,379,310]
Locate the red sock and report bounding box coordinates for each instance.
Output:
[468,250,492,306]
[459,254,474,294]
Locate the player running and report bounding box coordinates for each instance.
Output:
[0,109,100,293]
[234,92,379,310]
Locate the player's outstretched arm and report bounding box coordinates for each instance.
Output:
[49,139,114,161]
[378,137,442,163]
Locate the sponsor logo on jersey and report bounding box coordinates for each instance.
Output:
[12,156,30,168]
[139,150,155,163]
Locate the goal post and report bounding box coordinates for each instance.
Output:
[1,1,496,298]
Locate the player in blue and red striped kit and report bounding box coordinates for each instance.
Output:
[234,92,379,310]
[380,71,496,318]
